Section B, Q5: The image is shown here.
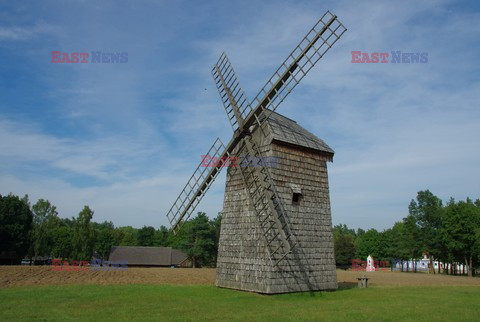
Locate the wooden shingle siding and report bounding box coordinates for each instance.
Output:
[215,113,337,294]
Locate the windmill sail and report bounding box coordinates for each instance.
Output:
[166,138,227,234]
[244,11,346,129]
[212,52,252,131]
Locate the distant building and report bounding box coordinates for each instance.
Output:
[108,246,191,268]
[366,255,376,272]
[392,253,466,274]
[392,258,429,272]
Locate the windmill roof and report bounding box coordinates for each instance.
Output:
[262,112,334,157]
[108,246,188,266]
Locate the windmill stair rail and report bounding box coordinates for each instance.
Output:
[238,136,297,266]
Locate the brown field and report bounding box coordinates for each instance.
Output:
[1,266,479,289]
[337,270,480,288]
[0,266,215,288]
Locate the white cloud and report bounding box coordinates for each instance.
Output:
[0,22,59,41]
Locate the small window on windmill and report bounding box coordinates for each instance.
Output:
[289,184,302,205]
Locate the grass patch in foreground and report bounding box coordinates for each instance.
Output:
[1,284,479,321]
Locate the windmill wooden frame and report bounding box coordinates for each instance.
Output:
[166,11,346,293]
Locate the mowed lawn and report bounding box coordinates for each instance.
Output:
[1,283,479,321]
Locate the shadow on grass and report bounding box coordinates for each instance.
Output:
[263,282,358,299]
[337,282,357,291]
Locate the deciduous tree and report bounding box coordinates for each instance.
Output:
[72,206,96,261]
[138,226,156,246]
[32,199,58,258]
[443,198,480,277]
[94,221,116,259]
[0,194,33,262]
[334,234,356,266]
[409,190,443,273]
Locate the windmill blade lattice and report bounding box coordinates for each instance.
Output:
[166,138,227,234]
[246,11,346,127]
[212,53,252,131]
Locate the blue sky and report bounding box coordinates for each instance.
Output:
[1,0,479,230]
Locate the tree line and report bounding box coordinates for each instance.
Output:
[1,190,479,273]
[333,190,480,276]
[0,194,221,267]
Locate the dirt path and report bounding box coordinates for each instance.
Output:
[1,266,479,288]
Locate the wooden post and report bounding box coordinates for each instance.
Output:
[357,275,369,288]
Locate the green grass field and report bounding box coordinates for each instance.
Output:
[1,284,479,321]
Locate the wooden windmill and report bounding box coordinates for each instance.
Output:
[166,11,346,293]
